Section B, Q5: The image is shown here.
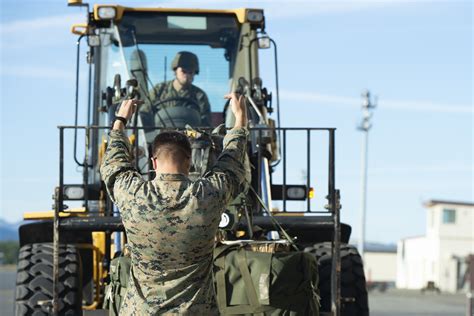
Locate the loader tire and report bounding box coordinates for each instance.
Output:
[15,243,82,315]
[305,242,369,316]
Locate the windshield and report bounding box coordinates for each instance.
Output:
[98,12,240,124]
[118,44,230,112]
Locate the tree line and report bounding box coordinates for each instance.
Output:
[0,241,19,264]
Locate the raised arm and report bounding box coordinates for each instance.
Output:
[227,93,248,129]
[196,93,249,204]
[100,99,145,204]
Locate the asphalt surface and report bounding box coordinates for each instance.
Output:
[0,266,15,316]
[0,266,469,316]
[369,288,467,316]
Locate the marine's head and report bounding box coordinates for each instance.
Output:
[171,51,199,87]
[151,131,192,175]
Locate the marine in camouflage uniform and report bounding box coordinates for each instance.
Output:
[140,51,212,128]
[100,97,248,315]
[149,80,211,125]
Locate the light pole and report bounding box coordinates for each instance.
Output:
[357,90,377,260]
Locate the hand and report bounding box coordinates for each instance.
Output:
[116,99,144,121]
[224,93,247,128]
[224,93,245,115]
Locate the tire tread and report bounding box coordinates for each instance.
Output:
[305,242,369,316]
[14,243,82,315]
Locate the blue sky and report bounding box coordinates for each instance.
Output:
[0,0,472,243]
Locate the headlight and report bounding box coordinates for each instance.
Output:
[63,185,85,200]
[97,6,116,20]
[287,187,306,200]
[271,184,309,201]
[247,10,264,23]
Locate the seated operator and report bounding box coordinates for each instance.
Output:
[146,51,212,128]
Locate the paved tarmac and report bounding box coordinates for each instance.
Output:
[0,266,15,316]
[0,266,470,316]
[369,288,467,316]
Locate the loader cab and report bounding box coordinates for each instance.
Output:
[84,6,275,186]
[94,11,239,124]
[89,7,267,126]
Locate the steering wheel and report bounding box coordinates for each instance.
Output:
[152,96,203,128]
[152,96,200,113]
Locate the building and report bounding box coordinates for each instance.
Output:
[397,200,474,293]
[363,243,397,290]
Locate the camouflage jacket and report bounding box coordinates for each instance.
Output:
[140,80,211,127]
[100,128,248,315]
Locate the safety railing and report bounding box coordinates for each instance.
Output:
[52,125,341,315]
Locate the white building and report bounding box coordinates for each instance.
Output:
[397,200,474,293]
[363,244,397,289]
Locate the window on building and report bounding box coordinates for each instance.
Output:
[442,208,456,224]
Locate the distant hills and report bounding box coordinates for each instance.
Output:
[350,241,397,253]
[364,242,397,253]
[0,219,20,241]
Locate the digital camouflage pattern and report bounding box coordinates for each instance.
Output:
[100,128,248,315]
[140,80,211,127]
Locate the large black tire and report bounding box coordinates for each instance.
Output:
[15,243,82,315]
[305,242,369,316]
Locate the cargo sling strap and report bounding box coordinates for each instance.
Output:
[104,281,127,315]
[214,244,320,316]
[103,255,131,316]
[248,184,299,251]
[191,138,212,176]
[214,246,273,315]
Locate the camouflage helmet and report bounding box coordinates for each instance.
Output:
[171,51,199,74]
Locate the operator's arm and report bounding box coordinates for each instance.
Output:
[196,93,248,204]
[149,81,170,106]
[139,82,166,128]
[100,99,145,204]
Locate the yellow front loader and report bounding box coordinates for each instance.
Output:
[15,1,368,315]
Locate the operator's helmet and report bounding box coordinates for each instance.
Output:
[171,51,199,74]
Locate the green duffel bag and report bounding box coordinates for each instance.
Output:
[213,242,320,315]
[102,254,131,315]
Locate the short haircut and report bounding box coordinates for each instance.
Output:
[152,131,192,162]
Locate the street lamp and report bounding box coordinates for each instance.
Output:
[357,90,377,260]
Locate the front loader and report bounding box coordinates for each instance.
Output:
[15,2,369,315]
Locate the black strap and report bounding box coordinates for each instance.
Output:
[114,116,128,126]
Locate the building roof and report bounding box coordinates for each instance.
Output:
[350,242,397,253]
[424,199,474,207]
[399,235,425,241]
